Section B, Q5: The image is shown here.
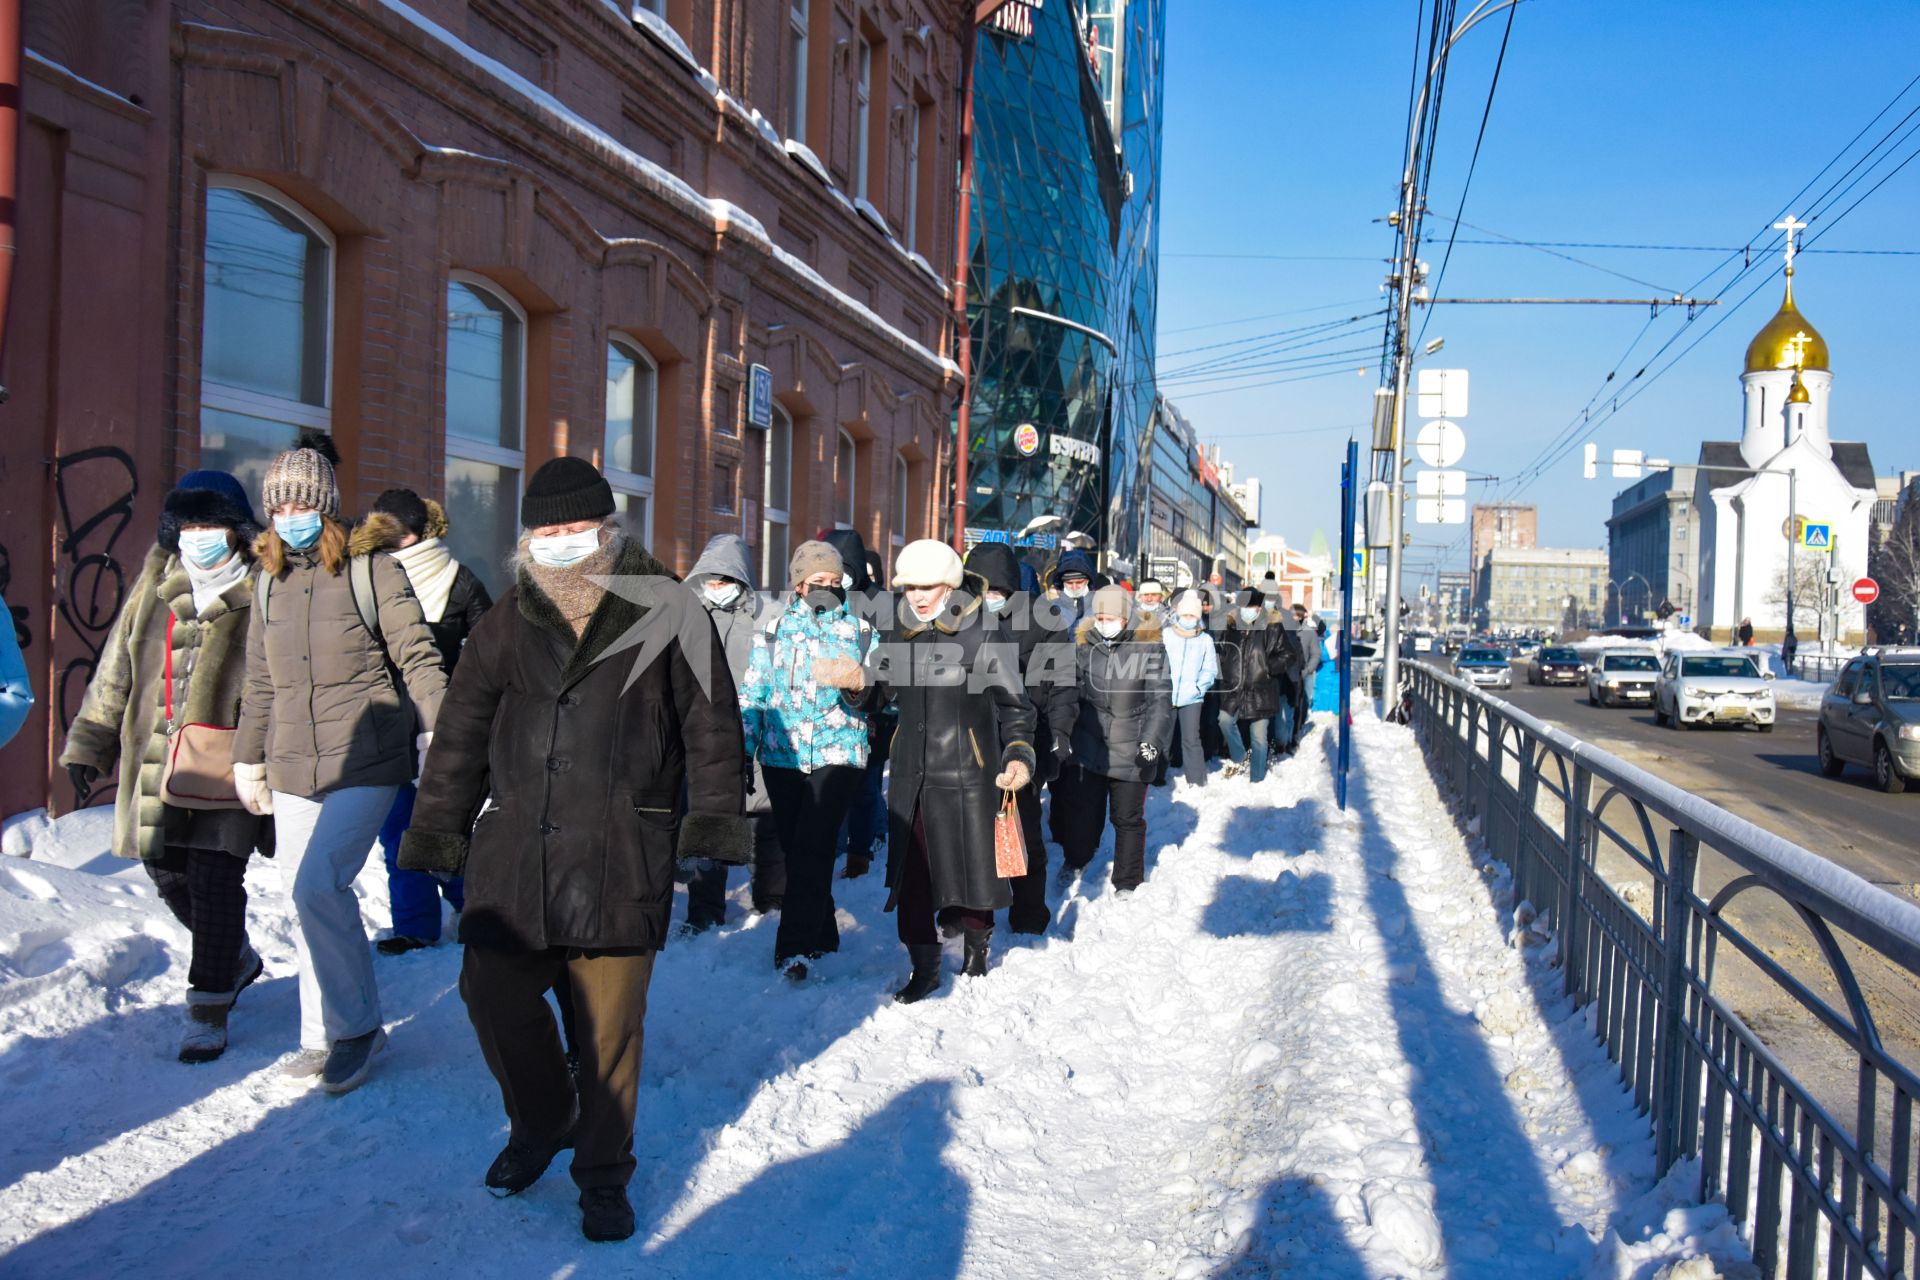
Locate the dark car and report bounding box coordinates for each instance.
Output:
[1527,645,1585,686]
[1817,649,1920,794]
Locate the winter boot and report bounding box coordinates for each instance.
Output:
[962,927,993,978]
[178,994,232,1064]
[317,1027,387,1095]
[892,944,943,1004]
[580,1187,636,1242]
[375,935,433,956]
[485,1098,578,1197]
[280,1047,328,1079]
[232,942,264,1002]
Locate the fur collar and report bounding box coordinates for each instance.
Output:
[1074,615,1163,647]
[517,536,673,687]
[348,511,410,556]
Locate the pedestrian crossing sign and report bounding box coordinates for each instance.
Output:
[1351,549,1369,576]
[1801,522,1832,550]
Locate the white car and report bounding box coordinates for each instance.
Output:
[1453,646,1513,689]
[1586,650,1659,707]
[1654,650,1777,731]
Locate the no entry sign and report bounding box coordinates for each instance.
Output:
[1853,577,1880,605]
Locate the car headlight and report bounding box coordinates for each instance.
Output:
[1603,678,1619,688]
[1900,724,1920,742]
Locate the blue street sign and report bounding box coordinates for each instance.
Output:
[1351,549,1369,575]
[1801,522,1832,550]
[748,363,773,430]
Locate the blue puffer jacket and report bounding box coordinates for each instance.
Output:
[1161,624,1220,708]
[741,595,877,773]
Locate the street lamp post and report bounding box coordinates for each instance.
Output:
[1380,0,1536,710]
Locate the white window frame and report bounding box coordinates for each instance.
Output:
[854,35,872,199]
[892,454,909,547]
[443,269,528,473]
[835,429,857,531]
[904,99,922,254]
[201,175,335,434]
[787,0,809,141]
[603,336,658,547]
[761,404,793,588]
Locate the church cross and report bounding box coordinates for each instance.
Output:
[1774,215,1807,271]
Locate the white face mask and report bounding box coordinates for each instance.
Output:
[1095,618,1124,640]
[1238,607,1260,624]
[841,572,855,591]
[703,583,743,608]
[1138,602,1161,615]
[984,593,1008,613]
[1176,613,1202,630]
[908,589,952,621]
[1063,582,1089,600]
[527,528,601,568]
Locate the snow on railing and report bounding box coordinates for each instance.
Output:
[1403,662,1920,1280]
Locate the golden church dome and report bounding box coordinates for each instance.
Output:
[1744,269,1829,374]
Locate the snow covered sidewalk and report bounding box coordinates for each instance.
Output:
[0,711,1746,1278]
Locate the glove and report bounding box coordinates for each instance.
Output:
[812,656,866,691]
[66,763,101,801]
[414,732,433,786]
[994,759,1032,792]
[1137,743,1160,764]
[233,762,274,817]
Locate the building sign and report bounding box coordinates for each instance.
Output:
[1050,435,1101,466]
[963,526,1060,550]
[987,0,1042,39]
[747,363,773,430]
[1013,423,1040,456]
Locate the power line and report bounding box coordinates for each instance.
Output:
[1159,297,1378,337]
[1157,309,1385,361]
[1445,237,1920,256]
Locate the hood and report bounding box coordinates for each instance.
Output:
[965,542,1022,597]
[1075,615,1162,647]
[822,528,872,593]
[688,533,757,592]
[348,511,412,557]
[1048,549,1099,590]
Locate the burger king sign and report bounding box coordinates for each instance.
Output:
[1013,423,1040,456]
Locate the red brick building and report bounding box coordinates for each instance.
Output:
[3,0,970,817]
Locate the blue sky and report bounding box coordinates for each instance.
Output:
[1155,1,1920,582]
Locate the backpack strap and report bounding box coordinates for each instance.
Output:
[349,554,385,654]
[254,567,273,625]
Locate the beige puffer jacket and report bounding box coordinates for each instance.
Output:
[235,529,448,797]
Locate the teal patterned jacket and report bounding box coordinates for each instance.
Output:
[740,596,876,773]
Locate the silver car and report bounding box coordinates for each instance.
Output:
[1654,651,1776,731]
[1586,651,1659,707]
[1816,650,1920,793]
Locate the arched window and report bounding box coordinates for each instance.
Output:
[892,454,909,548]
[761,404,793,588]
[199,177,333,501]
[443,273,526,593]
[605,338,658,545]
[834,430,857,530]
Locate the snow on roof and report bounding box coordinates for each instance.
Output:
[372,0,954,377]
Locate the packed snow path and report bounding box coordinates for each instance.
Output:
[0,711,1747,1278]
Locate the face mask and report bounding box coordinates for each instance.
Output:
[984,594,1008,614]
[909,593,949,621]
[1063,583,1089,600]
[703,583,743,608]
[1139,602,1161,616]
[1176,613,1202,630]
[841,572,855,591]
[178,529,233,569]
[806,585,847,613]
[1095,618,1124,640]
[274,512,324,549]
[527,528,601,568]
[1238,607,1260,624]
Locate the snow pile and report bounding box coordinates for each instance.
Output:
[1577,632,1714,657]
[0,712,1752,1277]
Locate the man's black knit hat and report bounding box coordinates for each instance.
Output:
[520,456,614,529]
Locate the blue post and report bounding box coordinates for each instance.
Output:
[1337,438,1357,810]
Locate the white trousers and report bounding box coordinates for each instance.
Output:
[273,785,398,1049]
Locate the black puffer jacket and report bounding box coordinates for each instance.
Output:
[966,542,1079,782]
[1215,614,1287,721]
[864,576,1037,912]
[398,537,748,951]
[1069,617,1173,783]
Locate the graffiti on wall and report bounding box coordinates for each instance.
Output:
[54,446,139,806]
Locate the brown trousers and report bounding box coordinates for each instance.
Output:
[460,944,656,1190]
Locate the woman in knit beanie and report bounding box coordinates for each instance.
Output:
[233,429,451,1094]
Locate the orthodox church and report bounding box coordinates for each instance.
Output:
[1695,224,1878,643]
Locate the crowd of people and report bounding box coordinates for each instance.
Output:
[61,429,1333,1243]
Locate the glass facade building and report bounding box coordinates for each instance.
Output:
[963,0,1165,569]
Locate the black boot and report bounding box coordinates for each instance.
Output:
[579,1186,635,1242]
[893,944,942,1004]
[962,927,992,978]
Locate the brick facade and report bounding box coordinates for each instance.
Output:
[3,0,970,817]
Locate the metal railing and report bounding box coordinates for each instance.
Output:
[1791,654,1850,686]
[1404,663,1920,1279]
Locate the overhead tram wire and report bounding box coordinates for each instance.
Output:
[1487,70,1920,503]
[1444,237,1920,256]
[1159,322,1385,380]
[1158,309,1386,361]
[1414,0,1517,351]
[1160,297,1380,337]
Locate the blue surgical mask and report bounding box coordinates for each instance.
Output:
[274,512,324,549]
[527,527,602,568]
[984,594,1008,613]
[178,529,234,569]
